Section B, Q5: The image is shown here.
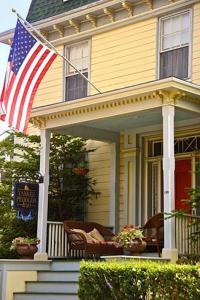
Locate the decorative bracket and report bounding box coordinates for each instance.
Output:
[31,117,46,129]
[104,8,115,22]
[69,19,80,33]
[144,0,153,9]
[122,1,134,17]
[86,14,97,28]
[157,90,186,105]
[53,24,64,38]
[40,30,49,39]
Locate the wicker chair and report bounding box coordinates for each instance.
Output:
[142,212,164,257]
[63,220,123,258]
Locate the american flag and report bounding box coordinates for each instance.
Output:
[0,19,57,133]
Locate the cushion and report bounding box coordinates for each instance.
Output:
[88,228,105,242]
[72,229,95,243]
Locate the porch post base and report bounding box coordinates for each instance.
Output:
[34,252,48,261]
[162,248,178,263]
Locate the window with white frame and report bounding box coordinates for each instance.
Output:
[65,41,89,101]
[159,11,191,79]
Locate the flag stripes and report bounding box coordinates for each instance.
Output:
[0,19,57,133]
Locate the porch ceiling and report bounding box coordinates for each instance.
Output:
[31,78,200,141]
[51,107,200,142]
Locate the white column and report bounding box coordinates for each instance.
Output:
[162,105,178,262]
[35,129,50,259]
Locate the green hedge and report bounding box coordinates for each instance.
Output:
[78,260,200,300]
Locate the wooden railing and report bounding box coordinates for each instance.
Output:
[47,215,200,258]
[47,221,68,258]
[175,214,200,255]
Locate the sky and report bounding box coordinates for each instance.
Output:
[0,0,32,136]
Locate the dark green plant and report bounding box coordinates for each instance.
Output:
[79,261,200,300]
[0,131,98,257]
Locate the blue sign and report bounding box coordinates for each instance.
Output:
[14,182,39,221]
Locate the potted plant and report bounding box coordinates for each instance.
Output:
[11,237,40,259]
[115,225,146,255]
[72,161,89,176]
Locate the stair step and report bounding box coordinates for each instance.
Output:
[38,270,79,282]
[14,292,78,300]
[26,281,78,293]
[50,261,80,271]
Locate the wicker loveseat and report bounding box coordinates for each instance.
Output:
[63,220,123,258]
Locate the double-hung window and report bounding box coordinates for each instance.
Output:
[65,41,89,101]
[159,11,191,79]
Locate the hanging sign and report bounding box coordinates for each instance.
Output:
[14,182,39,220]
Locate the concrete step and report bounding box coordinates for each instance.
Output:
[37,270,80,282]
[50,260,80,271]
[14,292,78,300]
[26,281,78,293]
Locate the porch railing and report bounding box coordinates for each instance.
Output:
[47,215,200,258]
[47,221,68,258]
[175,214,200,255]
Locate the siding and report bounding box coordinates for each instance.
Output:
[91,18,157,93]
[87,140,112,225]
[192,3,200,84]
[33,46,63,108]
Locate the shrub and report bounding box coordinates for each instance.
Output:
[79,260,200,300]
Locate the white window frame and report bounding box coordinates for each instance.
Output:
[64,40,91,101]
[158,9,192,80]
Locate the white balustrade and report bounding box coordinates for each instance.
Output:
[47,215,200,258]
[175,214,200,255]
[47,221,68,258]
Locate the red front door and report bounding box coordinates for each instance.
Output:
[175,159,191,212]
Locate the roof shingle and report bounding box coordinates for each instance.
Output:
[26,0,99,23]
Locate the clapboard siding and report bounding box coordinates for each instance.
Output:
[91,18,157,93]
[33,46,63,108]
[192,3,200,84]
[87,141,112,225]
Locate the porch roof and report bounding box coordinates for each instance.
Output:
[31,77,200,135]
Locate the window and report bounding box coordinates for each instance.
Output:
[65,41,89,101]
[159,11,191,79]
[149,136,200,157]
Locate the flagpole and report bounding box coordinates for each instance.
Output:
[11,9,102,94]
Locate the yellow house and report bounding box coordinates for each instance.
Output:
[1,0,200,264]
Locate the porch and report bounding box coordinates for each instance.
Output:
[47,214,200,258]
[31,77,200,261]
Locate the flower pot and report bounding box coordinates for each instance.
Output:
[72,167,89,175]
[16,243,38,259]
[123,239,146,256]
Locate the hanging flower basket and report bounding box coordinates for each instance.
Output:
[72,167,89,175]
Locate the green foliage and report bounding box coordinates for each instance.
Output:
[114,226,143,247]
[48,134,98,221]
[79,261,200,300]
[177,254,200,265]
[0,131,98,257]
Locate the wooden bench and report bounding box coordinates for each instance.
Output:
[63,220,123,258]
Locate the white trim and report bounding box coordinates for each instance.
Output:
[109,143,117,230]
[162,105,176,249]
[1,0,199,46]
[158,9,192,80]
[64,40,91,101]
[37,129,50,254]
[31,77,200,117]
